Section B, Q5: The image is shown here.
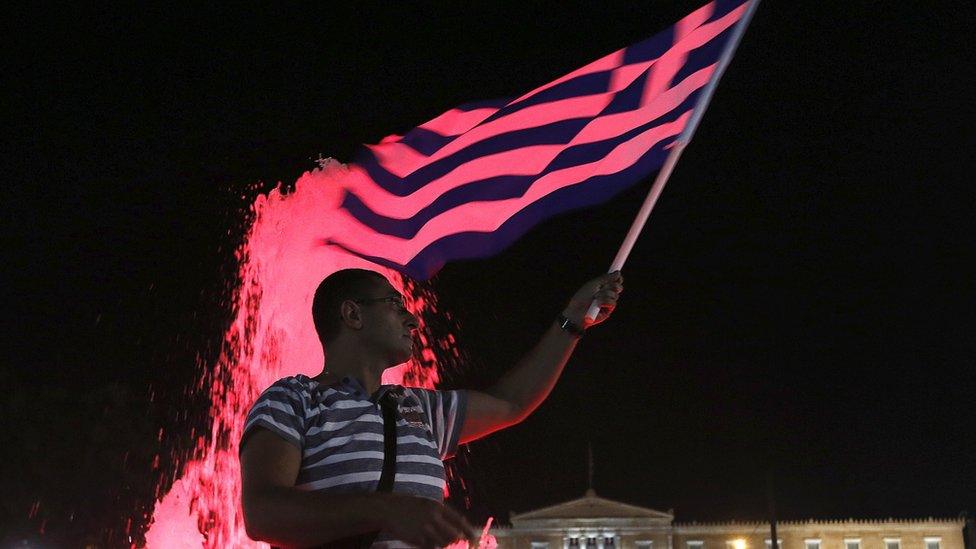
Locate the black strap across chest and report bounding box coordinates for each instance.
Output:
[375,391,399,494]
[288,390,399,549]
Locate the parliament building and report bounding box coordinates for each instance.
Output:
[489,490,971,549]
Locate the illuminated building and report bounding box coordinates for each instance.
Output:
[489,490,969,549]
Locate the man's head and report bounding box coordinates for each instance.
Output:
[311,269,418,364]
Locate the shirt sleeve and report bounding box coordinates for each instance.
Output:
[410,388,468,460]
[241,378,308,452]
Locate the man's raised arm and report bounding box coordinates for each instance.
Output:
[458,271,623,444]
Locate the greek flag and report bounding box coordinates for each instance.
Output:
[326,0,753,280]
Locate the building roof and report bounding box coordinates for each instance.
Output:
[511,489,674,523]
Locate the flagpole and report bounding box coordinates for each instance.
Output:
[585,0,762,323]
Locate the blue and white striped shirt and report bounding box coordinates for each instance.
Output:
[242,374,468,547]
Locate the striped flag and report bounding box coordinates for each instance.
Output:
[326,0,752,280]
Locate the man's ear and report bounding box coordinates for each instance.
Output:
[339,300,364,330]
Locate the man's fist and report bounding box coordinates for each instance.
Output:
[563,271,624,329]
[380,494,475,548]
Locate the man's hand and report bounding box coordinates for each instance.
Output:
[242,429,473,547]
[457,271,625,445]
[562,271,624,329]
[381,494,475,548]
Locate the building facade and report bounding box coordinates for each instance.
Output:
[490,490,968,549]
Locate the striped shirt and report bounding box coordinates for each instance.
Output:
[242,374,468,548]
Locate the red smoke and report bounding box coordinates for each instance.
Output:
[144,160,474,546]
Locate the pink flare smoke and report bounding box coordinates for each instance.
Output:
[444,517,498,549]
[144,160,450,547]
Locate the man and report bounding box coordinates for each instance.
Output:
[240,268,624,548]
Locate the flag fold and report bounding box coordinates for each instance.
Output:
[327,0,751,280]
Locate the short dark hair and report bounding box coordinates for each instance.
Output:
[312,269,388,345]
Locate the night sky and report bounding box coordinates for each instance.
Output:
[4,1,975,543]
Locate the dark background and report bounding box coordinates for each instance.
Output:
[3,1,974,544]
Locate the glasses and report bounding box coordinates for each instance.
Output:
[352,295,409,313]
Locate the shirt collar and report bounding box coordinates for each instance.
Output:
[319,375,369,400]
[325,375,403,403]
[372,384,405,404]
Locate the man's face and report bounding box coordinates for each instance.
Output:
[354,278,418,365]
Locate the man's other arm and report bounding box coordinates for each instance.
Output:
[458,271,623,444]
[240,429,474,547]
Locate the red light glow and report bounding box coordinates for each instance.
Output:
[144,160,467,546]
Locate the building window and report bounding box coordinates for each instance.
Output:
[924,538,941,549]
[766,540,784,549]
[845,538,861,549]
[587,538,598,549]
[884,538,900,549]
[605,537,616,548]
[532,543,550,549]
[569,539,580,549]
[805,539,821,549]
[688,541,705,549]
[636,541,653,549]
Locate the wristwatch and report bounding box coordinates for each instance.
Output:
[557,314,585,338]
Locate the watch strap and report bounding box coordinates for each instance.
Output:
[557,314,585,337]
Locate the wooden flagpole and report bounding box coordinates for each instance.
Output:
[586,0,762,322]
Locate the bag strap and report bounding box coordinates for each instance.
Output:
[376,390,399,492]
[358,391,399,547]
[307,388,399,549]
